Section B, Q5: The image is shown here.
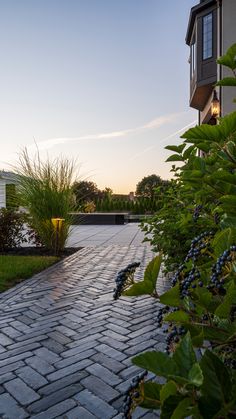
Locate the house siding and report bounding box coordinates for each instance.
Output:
[221,0,236,116]
[0,181,6,208]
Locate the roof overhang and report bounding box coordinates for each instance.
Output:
[186,0,216,45]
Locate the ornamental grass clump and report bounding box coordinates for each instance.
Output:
[15,148,76,253]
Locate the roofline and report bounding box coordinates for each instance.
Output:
[186,0,216,45]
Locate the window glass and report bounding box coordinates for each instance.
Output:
[203,13,213,60]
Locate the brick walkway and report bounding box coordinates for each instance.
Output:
[0,245,164,418]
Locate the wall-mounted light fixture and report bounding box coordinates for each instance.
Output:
[211,90,220,118]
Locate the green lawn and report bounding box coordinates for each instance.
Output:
[0,255,59,292]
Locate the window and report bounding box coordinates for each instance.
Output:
[203,13,213,60]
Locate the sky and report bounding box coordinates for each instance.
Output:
[0,0,198,194]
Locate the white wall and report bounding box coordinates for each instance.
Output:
[0,180,6,208]
[221,0,236,116]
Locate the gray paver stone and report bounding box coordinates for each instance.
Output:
[81,375,120,402]
[30,399,77,419]
[16,366,48,389]
[4,377,40,405]
[74,389,117,419]
[63,405,96,419]
[0,393,28,419]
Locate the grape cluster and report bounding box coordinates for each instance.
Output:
[165,325,186,354]
[180,267,202,298]
[193,204,203,221]
[210,245,236,291]
[113,262,140,300]
[157,305,170,328]
[184,231,214,263]
[214,212,220,225]
[123,370,148,418]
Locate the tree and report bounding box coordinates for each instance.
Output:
[73,180,99,205]
[135,174,166,199]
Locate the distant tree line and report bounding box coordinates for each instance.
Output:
[72,174,170,214]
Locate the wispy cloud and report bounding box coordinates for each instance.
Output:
[128,120,198,161]
[28,112,184,151]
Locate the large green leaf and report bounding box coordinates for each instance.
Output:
[199,350,232,418]
[188,363,203,387]
[132,351,178,378]
[139,382,162,410]
[216,77,236,87]
[212,228,236,256]
[144,254,162,287]
[123,280,154,296]
[182,112,236,145]
[213,171,236,184]
[123,254,162,296]
[217,43,236,70]
[165,144,186,154]
[160,381,177,403]
[164,310,190,323]
[166,154,184,162]
[203,325,234,343]
[215,282,236,318]
[170,398,194,419]
[172,333,196,378]
[160,395,185,419]
[220,195,236,213]
[160,285,181,307]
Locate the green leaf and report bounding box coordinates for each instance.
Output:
[191,329,204,347]
[199,350,232,418]
[160,285,181,307]
[164,310,190,323]
[188,363,203,387]
[182,112,236,145]
[132,351,178,378]
[123,254,162,297]
[216,77,236,87]
[213,171,236,184]
[166,154,184,162]
[139,382,162,410]
[215,282,236,318]
[123,280,154,296]
[217,43,236,70]
[160,395,185,419]
[160,381,177,403]
[182,145,197,160]
[170,398,193,419]
[165,144,186,154]
[212,228,236,256]
[144,254,162,288]
[172,333,196,378]
[194,287,213,310]
[203,325,233,343]
[220,195,236,213]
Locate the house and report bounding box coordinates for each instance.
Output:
[0,171,18,208]
[186,0,236,124]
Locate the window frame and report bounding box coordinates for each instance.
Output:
[202,12,213,61]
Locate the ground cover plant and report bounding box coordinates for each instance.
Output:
[0,255,59,292]
[115,44,236,418]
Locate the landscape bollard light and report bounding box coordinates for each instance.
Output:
[51,218,65,255]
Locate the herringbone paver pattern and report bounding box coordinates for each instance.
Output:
[0,245,164,418]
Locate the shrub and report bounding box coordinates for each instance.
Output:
[116,44,236,418]
[0,208,26,251]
